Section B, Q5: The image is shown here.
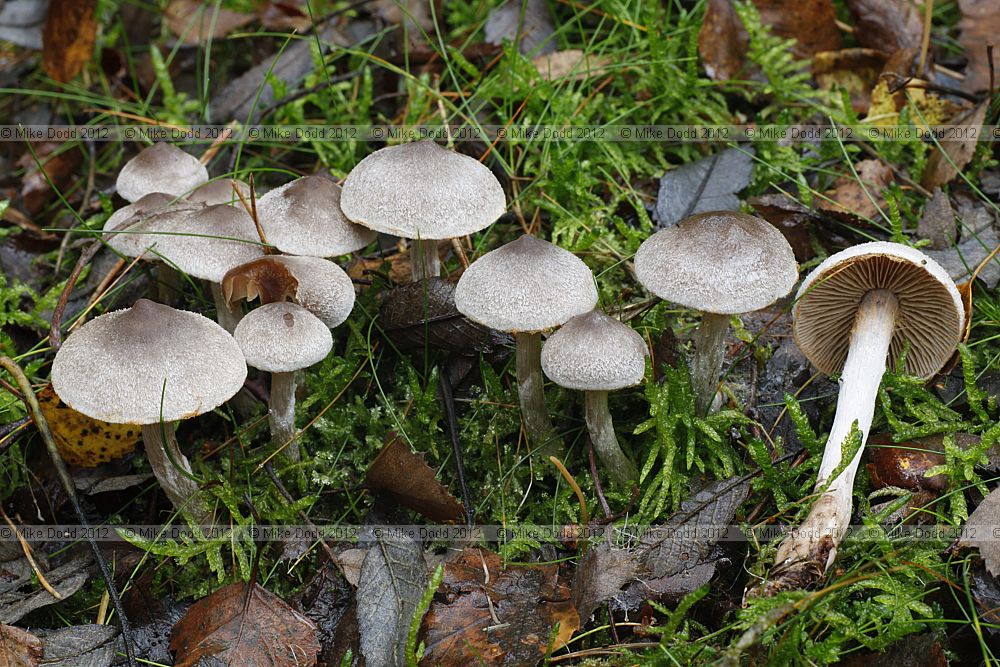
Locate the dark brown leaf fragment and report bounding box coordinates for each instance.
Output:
[42,0,97,82]
[366,434,464,523]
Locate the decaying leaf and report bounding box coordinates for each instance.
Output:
[925,196,1000,288]
[921,102,989,191]
[961,486,1000,575]
[867,435,948,493]
[918,188,957,250]
[164,0,254,45]
[367,434,464,523]
[0,624,42,667]
[753,0,842,59]
[484,0,555,56]
[572,542,638,622]
[223,257,299,308]
[290,565,354,667]
[812,48,887,114]
[698,0,754,82]
[419,547,578,665]
[532,50,613,81]
[170,582,319,667]
[958,0,1000,93]
[818,159,893,221]
[19,143,82,216]
[33,624,118,667]
[357,533,427,667]
[42,0,97,82]
[845,0,923,63]
[748,193,826,260]
[655,147,754,228]
[0,555,90,624]
[37,385,141,467]
[0,1,47,49]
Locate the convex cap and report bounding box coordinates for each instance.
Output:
[104,193,200,233]
[116,143,208,203]
[108,204,264,282]
[793,241,964,379]
[51,299,247,424]
[234,302,333,373]
[340,141,506,239]
[255,175,376,256]
[189,179,251,206]
[634,211,798,314]
[454,235,597,332]
[541,311,648,390]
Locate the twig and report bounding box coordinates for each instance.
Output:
[588,440,612,519]
[234,175,272,252]
[48,239,103,351]
[0,357,136,667]
[918,0,933,76]
[439,371,474,526]
[0,506,60,598]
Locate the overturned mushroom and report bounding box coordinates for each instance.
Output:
[233,302,333,461]
[455,235,597,452]
[341,141,505,280]
[634,211,797,414]
[116,143,208,203]
[541,310,647,486]
[751,242,963,596]
[51,299,247,519]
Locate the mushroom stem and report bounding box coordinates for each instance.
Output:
[691,311,730,415]
[410,238,441,281]
[140,422,209,521]
[516,331,562,453]
[156,266,183,306]
[585,390,638,487]
[757,289,898,595]
[210,281,242,333]
[269,371,301,461]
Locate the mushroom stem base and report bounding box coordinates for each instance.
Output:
[410,239,441,281]
[691,312,730,415]
[749,289,898,598]
[270,371,300,461]
[586,390,638,487]
[141,422,209,522]
[516,332,562,454]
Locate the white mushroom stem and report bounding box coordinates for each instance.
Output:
[210,282,242,333]
[690,311,730,415]
[585,390,638,487]
[269,371,301,461]
[410,239,441,281]
[156,266,183,306]
[768,289,898,587]
[140,422,209,521]
[516,332,562,452]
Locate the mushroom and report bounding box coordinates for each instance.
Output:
[754,241,963,595]
[104,192,200,233]
[233,302,333,461]
[454,234,597,452]
[634,211,797,414]
[540,310,647,486]
[107,204,265,331]
[340,141,506,281]
[254,175,376,258]
[188,178,251,206]
[116,143,208,203]
[51,299,247,518]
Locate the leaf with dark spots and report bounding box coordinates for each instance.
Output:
[366,434,465,523]
[655,147,754,228]
[37,384,140,468]
[958,0,1000,93]
[845,0,923,61]
[223,257,300,308]
[380,277,512,357]
[42,0,97,82]
[34,624,117,667]
[419,547,578,666]
[0,625,42,667]
[170,582,319,667]
[356,533,427,667]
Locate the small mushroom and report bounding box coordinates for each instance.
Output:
[754,241,963,596]
[341,141,505,281]
[116,143,208,203]
[254,175,376,257]
[634,211,797,414]
[51,299,247,519]
[455,235,597,452]
[233,302,333,461]
[541,310,647,486]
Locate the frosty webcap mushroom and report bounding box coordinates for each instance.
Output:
[116,143,208,203]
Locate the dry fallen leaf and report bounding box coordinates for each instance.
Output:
[961,486,1000,575]
[921,101,989,191]
[170,582,319,667]
[918,188,957,250]
[419,547,579,665]
[18,142,82,216]
[485,0,556,55]
[656,147,755,228]
[845,0,923,64]
[819,159,893,220]
[812,48,887,115]
[42,0,97,82]
[366,433,464,522]
[37,385,141,467]
[165,0,254,45]
[698,0,754,82]
[753,0,842,59]
[532,50,614,81]
[958,0,1000,93]
[0,624,42,667]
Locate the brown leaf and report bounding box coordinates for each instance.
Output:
[258,1,314,31]
[754,0,842,59]
[223,257,299,308]
[366,433,464,522]
[921,101,988,190]
[531,50,613,81]
[958,0,1000,93]
[812,48,887,114]
[170,582,319,667]
[867,434,948,493]
[419,548,579,665]
[0,625,42,667]
[18,142,82,216]
[38,384,140,467]
[819,159,893,220]
[698,0,753,82]
[845,0,923,61]
[42,0,97,82]
[165,0,254,45]
[961,486,1000,575]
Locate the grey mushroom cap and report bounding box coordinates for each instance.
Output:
[104,193,199,233]
[340,141,506,240]
[116,143,209,203]
[233,302,333,373]
[267,256,356,328]
[634,211,798,314]
[108,204,265,283]
[51,299,247,424]
[255,175,376,257]
[541,311,648,391]
[454,235,598,333]
[188,179,251,206]
[793,241,964,379]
